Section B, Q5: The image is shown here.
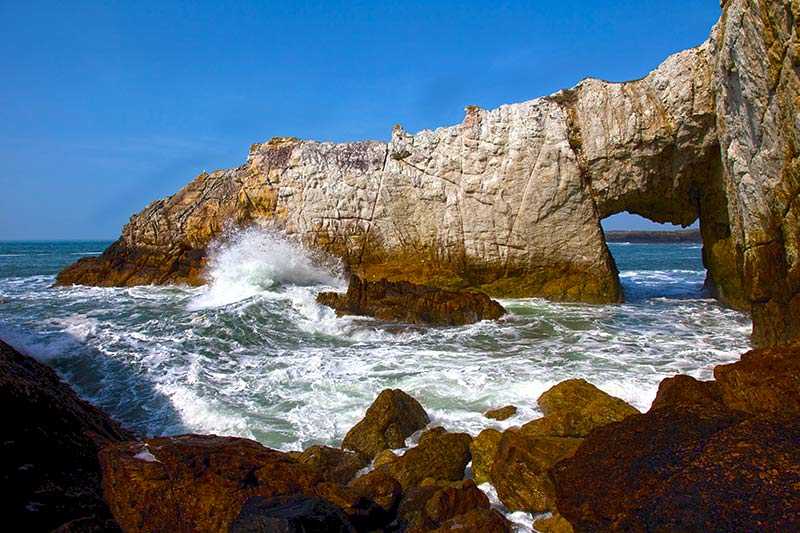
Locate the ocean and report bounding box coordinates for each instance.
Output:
[0,230,751,451]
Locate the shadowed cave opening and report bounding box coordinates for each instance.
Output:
[601,213,707,303]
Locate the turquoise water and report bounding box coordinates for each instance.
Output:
[0,232,751,451]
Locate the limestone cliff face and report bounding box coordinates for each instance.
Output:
[710,0,800,345]
[57,1,800,344]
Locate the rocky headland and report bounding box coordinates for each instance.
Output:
[57,0,800,346]
[6,337,799,532]
[604,229,702,243]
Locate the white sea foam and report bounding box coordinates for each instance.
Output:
[188,227,342,310]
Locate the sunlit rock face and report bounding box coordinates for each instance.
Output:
[58,0,800,345]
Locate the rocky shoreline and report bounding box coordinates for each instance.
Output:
[604,230,702,244]
[5,337,798,532]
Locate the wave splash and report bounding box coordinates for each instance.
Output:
[188,227,342,310]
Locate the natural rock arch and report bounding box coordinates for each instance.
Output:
[58,0,799,347]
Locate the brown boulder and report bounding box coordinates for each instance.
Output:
[348,470,403,513]
[649,374,725,411]
[342,389,430,460]
[713,345,800,417]
[294,445,366,484]
[552,403,800,531]
[0,340,132,532]
[99,435,321,532]
[532,513,574,533]
[469,428,502,485]
[522,379,638,438]
[491,431,582,513]
[484,405,517,420]
[317,275,506,326]
[229,494,355,533]
[431,508,512,532]
[380,428,472,489]
[396,479,493,532]
[314,482,389,531]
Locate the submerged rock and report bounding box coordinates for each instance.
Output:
[99,435,321,533]
[317,275,506,326]
[0,340,132,532]
[483,405,517,420]
[342,388,430,460]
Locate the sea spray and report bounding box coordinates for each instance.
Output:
[188,227,343,310]
[0,240,751,452]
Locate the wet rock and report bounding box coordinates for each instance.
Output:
[491,431,582,513]
[0,340,132,532]
[348,470,402,514]
[431,508,512,532]
[295,445,366,484]
[551,403,800,531]
[713,345,800,417]
[373,449,399,468]
[522,379,638,437]
[317,275,506,326]
[484,405,517,420]
[396,479,492,532]
[314,482,388,531]
[380,428,472,489]
[229,495,354,533]
[342,388,430,460]
[649,374,725,411]
[532,513,574,533]
[469,428,502,485]
[99,435,320,533]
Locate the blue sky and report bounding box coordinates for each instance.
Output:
[0,1,719,240]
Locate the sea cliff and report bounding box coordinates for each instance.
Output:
[57,0,800,346]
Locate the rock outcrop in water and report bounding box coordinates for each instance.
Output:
[56,0,800,345]
[317,275,506,326]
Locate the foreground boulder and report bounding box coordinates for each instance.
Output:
[394,479,494,532]
[99,435,321,532]
[317,275,506,326]
[342,388,430,460]
[552,403,800,530]
[230,495,354,533]
[0,340,132,532]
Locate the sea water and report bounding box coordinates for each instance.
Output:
[0,230,751,449]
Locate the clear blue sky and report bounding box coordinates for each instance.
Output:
[0,1,719,240]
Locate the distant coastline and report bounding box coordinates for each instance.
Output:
[605,229,701,243]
